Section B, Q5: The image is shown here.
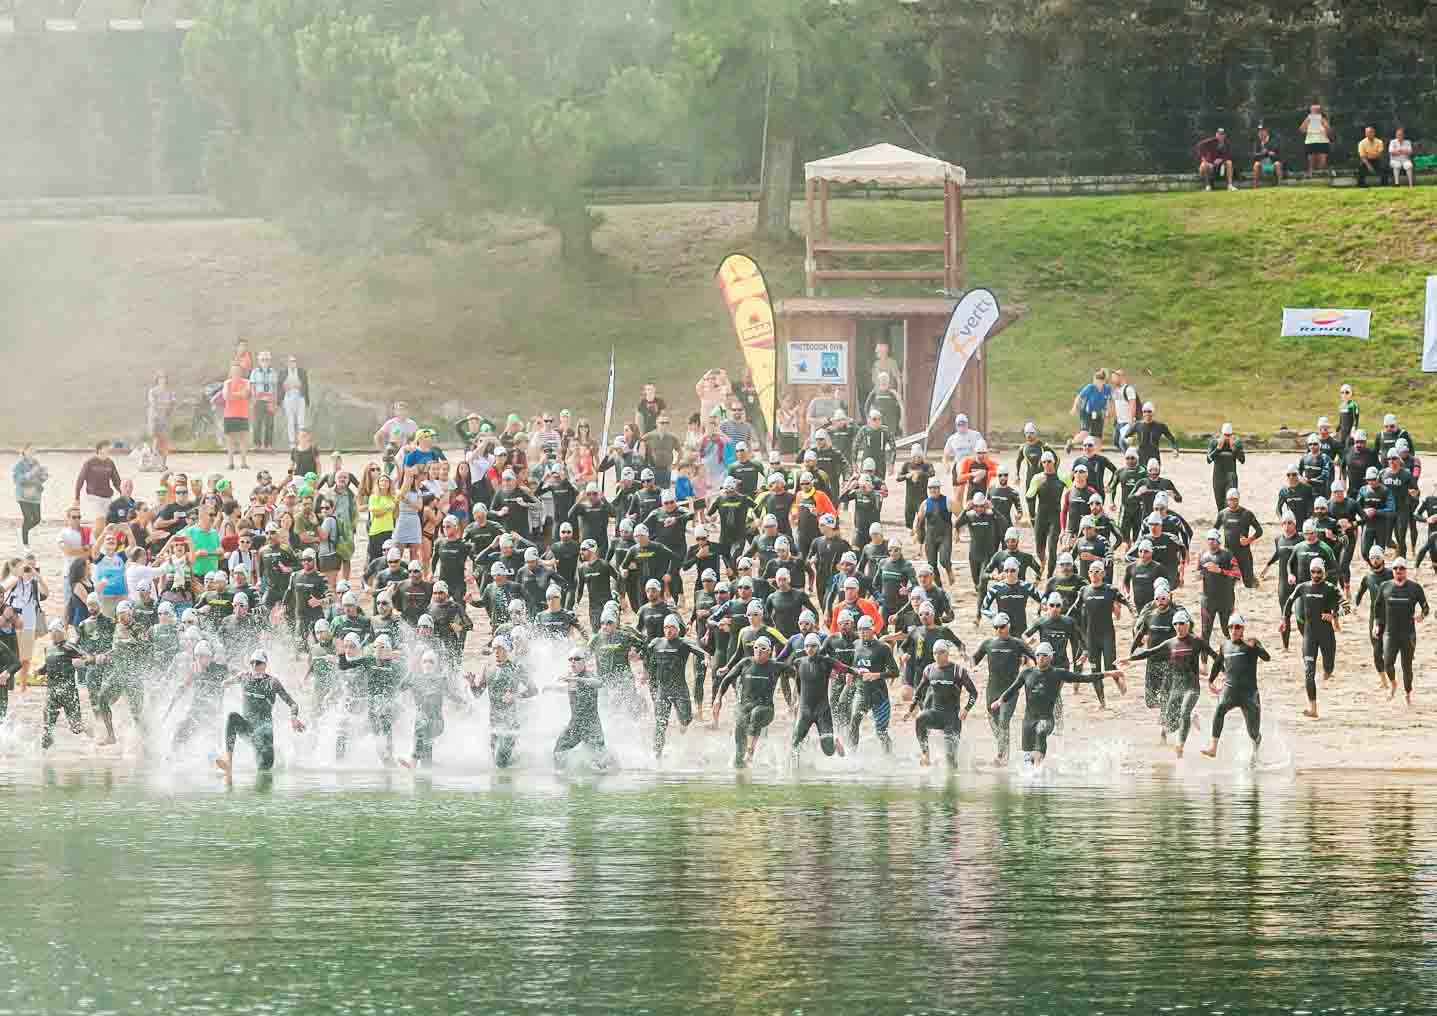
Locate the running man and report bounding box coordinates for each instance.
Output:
[1200,613,1268,760]
[906,641,978,769]
[991,643,1124,767]
[215,650,304,783]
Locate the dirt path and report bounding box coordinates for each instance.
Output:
[0,447,1431,771]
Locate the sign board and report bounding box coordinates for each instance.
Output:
[787,340,848,385]
[1423,277,1437,372]
[1281,308,1371,338]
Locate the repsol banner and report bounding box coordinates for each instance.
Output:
[1281,308,1371,338]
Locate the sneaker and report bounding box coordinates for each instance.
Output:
[1227,184,1237,192]
[1204,184,1212,192]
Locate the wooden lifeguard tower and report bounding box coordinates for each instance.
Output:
[777,144,1013,442]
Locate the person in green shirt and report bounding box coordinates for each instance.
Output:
[181,505,223,582]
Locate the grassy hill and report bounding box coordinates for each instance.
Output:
[1,187,1433,448]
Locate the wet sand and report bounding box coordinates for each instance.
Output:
[0,447,1431,773]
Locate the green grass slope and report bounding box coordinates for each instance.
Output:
[0,188,1432,447]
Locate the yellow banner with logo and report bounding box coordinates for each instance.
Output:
[715,253,777,440]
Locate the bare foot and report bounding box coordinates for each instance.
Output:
[1302,706,1318,718]
[96,734,117,747]
[214,756,230,772]
[918,751,930,767]
[834,740,846,758]
[398,758,415,769]
[1199,745,1217,758]
[1389,682,1397,700]
[1174,743,1184,758]
[1406,692,1413,706]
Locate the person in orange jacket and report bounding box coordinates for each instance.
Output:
[956,439,1000,509]
[827,575,884,635]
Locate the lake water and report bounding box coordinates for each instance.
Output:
[3,763,1434,1015]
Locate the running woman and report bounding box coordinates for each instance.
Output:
[1123,609,1219,757]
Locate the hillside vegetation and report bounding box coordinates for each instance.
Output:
[1,187,1433,447]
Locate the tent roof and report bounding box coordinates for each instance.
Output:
[804,143,965,187]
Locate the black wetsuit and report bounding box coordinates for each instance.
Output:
[971,635,1035,760]
[715,658,793,766]
[1122,558,1171,612]
[1215,505,1263,588]
[336,653,404,762]
[553,665,607,762]
[1209,639,1269,745]
[1373,578,1428,693]
[37,643,89,749]
[912,661,978,767]
[1206,438,1245,510]
[1027,472,1067,577]
[789,652,851,756]
[1068,582,1129,706]
[953,508,1000,588]
[644,636,707,756]
[1197,546,1241,642]
[1128,634,1220,745]
[847,637,898,753]
[996,665,1105,756]
[224,673,299,771]
[1283,580,1342,703]
[477,658,536,768]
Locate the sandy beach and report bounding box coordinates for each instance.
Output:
[0,445,1431,772]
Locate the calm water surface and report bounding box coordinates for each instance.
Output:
[2,764,1434,1014]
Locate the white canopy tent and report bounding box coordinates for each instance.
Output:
[803,142,967,187]
[801,143,967,296]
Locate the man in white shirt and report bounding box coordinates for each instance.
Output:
[941,412,984,482]
[1111,368,1138,452]
[1389,127,1415,187]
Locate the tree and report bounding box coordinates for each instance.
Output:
[185,0,682,261]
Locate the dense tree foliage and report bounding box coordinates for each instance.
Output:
[185,0,1437,258]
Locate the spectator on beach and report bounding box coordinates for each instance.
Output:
[695,369,732,423]
[1301,104,1332,176]
[643,413,683,490]
[805,385,846,440]
[1072,368,1112,442]
[232,339,254,374]
[249,351,279,451]
[12,444,48,547]
[74,439,122,539]
[776,392,801,457]
[221,362,253,470]
[698,415,728,488]
[1251,123,1284,188]
[735,369,767,443]
[1389,128,1415,188]
[636,383,666,435]
[282,355,311,449]
[871,342,902,392]
[1111,368,1139,452]
[373,401,419,451]
[1357,127,1386,188]
[1197,128,1236,191]
[146,372,177,467]
[2,556,46,692]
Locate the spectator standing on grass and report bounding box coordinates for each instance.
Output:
[74,439,122,539]
[1071,369,1112,442]
[1197,128,1236,191]
[13,445,47,548]
[146,372,177,467]
[221,362,253,470]
[1301,104,1332,176]
[1389,128,1415,188]
[1251,124,1284,188]
[1357,127,1386,188]
[282,355,310,449]
[249,351,279,451]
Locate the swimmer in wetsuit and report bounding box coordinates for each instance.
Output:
[906,641,978,769]
[1200,612,1268,760]
[991,642,1123,766]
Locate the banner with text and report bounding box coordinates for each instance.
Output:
[715,254,778,440]
[1281,308,1372,339]
[786,341,848,385]
[1423,278,1437,372]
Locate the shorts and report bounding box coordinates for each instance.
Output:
[81,493,111,520]
[224,417,250,435]
[1259,159,1277,177]
[1201,158,1227,171]
[1305,142,1330,155]
[1391,158,1413,172]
